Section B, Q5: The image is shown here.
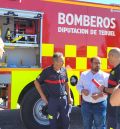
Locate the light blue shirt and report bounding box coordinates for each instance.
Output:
[76,70,109,103]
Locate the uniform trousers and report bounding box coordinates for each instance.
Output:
[48,96,69,129]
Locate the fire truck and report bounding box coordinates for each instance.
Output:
[0,0,119,129]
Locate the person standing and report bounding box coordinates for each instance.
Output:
[100,48,120,129]
[34,52,73,129]
[77,57,109,129]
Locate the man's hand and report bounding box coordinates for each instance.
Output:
[81,89,89,96]
[41,96,48,105]
[68,97,73,105]
[98,85,104,92]
[91,92,104,100]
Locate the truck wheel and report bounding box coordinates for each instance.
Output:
[20,88,50,129]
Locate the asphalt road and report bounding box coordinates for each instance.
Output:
[0,107,83,129]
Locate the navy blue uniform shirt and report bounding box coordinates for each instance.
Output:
[108,64,120,88]
[36,65,68,98]
[108,64,120,123]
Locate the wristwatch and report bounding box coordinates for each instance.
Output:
[103,87,108,94]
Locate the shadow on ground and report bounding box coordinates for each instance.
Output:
[0,107,83,129]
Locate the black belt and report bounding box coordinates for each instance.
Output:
[83,100,106,104]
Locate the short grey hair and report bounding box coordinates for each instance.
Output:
[53,52,63,62]
[109,48,120,57]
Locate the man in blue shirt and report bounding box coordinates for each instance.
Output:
[34,52,73,129]
[77,57,109,129]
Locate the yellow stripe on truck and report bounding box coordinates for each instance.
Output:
[11,70,42,109]
[44,0,120,10]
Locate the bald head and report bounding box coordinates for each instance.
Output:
[108,48,120,67]
[109,48,120,57]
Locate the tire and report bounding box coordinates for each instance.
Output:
[20,87,50,129]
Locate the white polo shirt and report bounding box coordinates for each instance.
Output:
[76,70,109,103]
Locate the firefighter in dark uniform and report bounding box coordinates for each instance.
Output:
[34,52,73,129]
[100,48,120,129]
[110,82,120,129]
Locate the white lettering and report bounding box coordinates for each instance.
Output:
[91,16,96,27]
[103,17,111,28]
[96,16,103,28]
[83,15,90,26]
[58,27,89,34]
[74,14,82,26]
[58,12,116,29]
[58,12,65,24]
[66,13,74,25]
[110,18,116,29]
[99,30,115,36]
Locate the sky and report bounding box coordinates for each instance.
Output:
[77,0,120,5]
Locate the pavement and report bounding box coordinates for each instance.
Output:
[0,107,84,129]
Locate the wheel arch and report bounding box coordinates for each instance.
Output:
[18,81,35,105]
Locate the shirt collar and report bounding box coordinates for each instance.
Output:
[90,70,102,75]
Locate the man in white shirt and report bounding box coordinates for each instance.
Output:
[77,57,109,129]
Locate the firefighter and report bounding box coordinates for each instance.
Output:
[34,52,73,129]
[110,84,120,129]
[99,48,120,129]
